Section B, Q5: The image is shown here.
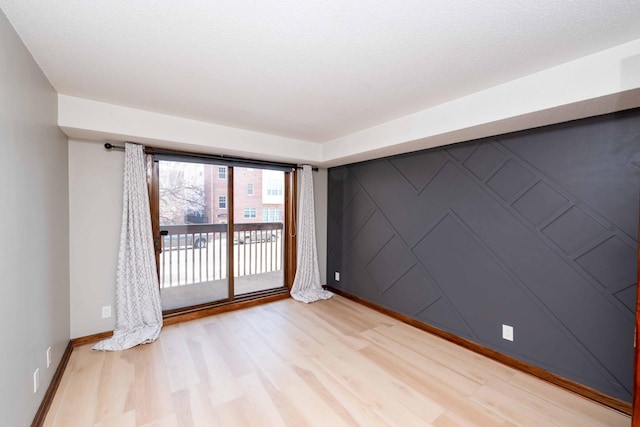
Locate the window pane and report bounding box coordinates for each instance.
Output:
[263,207,282,222]
[265,178,283,196]
[158,160,229,310]
[218,166,227,180]
[233,167,285,297]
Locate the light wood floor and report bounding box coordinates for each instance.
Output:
[44,296,631,427]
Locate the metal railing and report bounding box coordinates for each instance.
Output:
[158,222,283,288]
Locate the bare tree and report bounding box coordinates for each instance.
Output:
[159,162,205,225]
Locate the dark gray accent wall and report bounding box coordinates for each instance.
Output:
[327,109,640,402]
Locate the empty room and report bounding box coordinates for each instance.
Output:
[1,1,640,426]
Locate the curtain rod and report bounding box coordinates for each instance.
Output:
[104,142,318,171]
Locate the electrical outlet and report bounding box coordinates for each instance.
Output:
[33,369,39,393]
[334,271,340,281]
[46,347,52,368]
[102,305,112,318]
[502,324,514,341]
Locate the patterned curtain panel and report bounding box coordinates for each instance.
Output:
[291,165,333,303]
[93,143,163,351]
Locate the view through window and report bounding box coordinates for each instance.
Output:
[232,167,285,297]
[156,160,286,311]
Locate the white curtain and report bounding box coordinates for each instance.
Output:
[291,165,333,303]
[93,143,163,351]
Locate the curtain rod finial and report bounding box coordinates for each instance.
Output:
[105,142,126,151]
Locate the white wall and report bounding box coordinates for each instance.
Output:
[0,9,70,426]
[68,144,329,337]
[69,139,123,338]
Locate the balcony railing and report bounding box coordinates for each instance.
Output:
[158,222,284,289]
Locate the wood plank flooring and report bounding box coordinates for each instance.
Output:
[44,296,631,426]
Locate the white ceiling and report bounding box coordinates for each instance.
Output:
[2,0,640,144]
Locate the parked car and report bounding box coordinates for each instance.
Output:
[234,230,278,244]
[161,232,209,249]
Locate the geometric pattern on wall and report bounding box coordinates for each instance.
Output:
[327,109,640,402]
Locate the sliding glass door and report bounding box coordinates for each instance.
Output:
[150,157,293,313]
[232,167,285,297]
[156,160,229,310]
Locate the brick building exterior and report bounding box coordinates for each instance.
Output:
[203,165,284,224]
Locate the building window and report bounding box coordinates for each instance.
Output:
[243,208,257,219]
[218,195,227,209]
[218,166,227,180]
[247,183,254,196]
[266,179,283,196]
[263,208,282,222]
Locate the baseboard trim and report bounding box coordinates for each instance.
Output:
[70,330,114,347]
[69,291,291,343]
[326,285,632,416]
[31,341,73,427]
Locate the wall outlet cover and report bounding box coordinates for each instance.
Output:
[33,368,39,393]
[102,305,112,318]
[46,347,52,368]
[334,271,340,281]
[502,324,514,341]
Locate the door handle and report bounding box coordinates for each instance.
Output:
[157,230,169,253]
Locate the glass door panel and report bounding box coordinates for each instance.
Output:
[158,160,229,310]
[232,167,285,296]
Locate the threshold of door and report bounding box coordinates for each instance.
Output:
[162,287,290,326]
